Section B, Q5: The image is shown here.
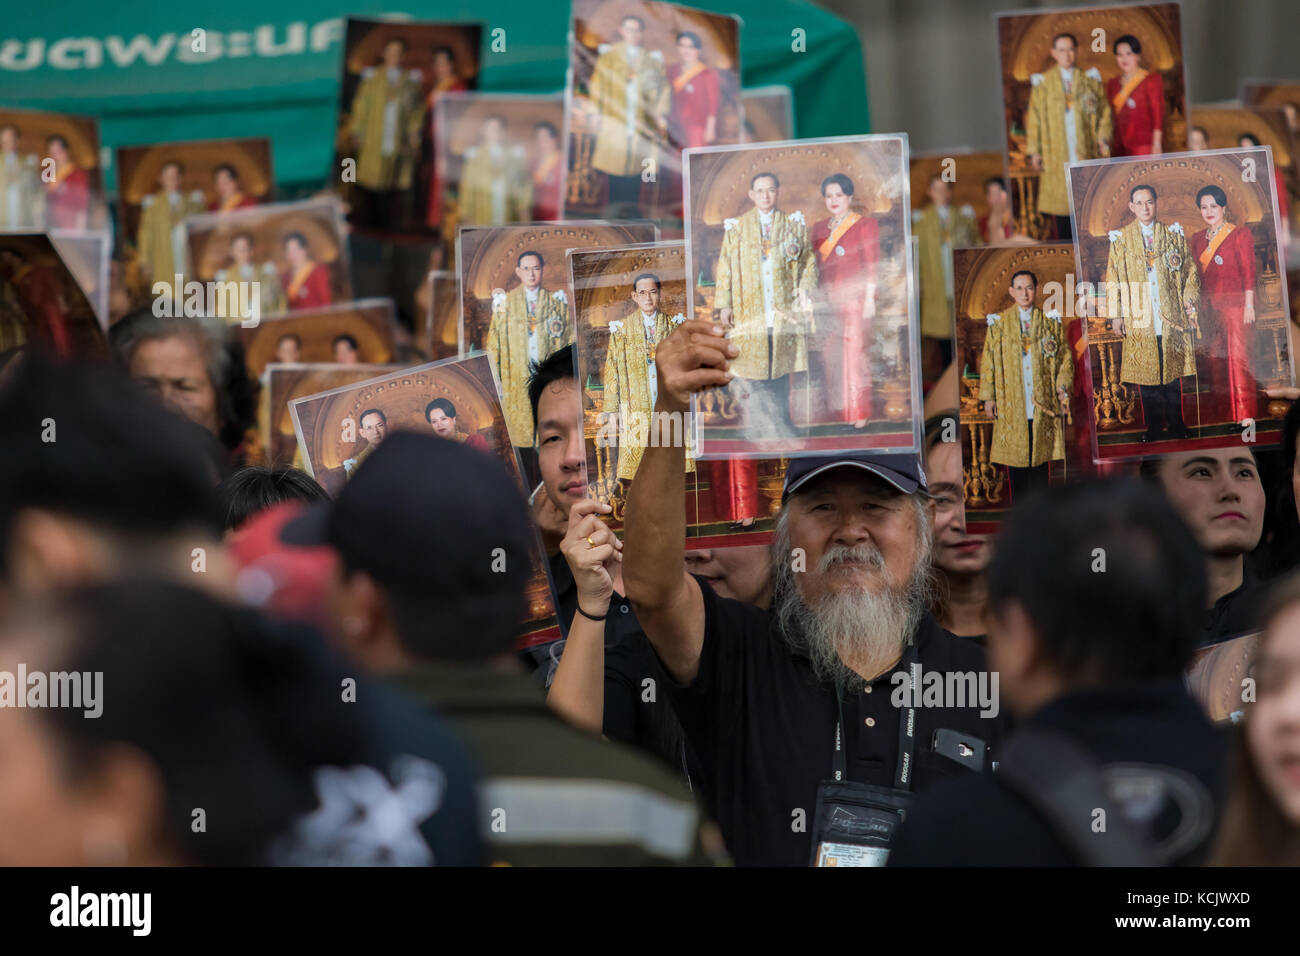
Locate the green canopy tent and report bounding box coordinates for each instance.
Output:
[0,0,869,194]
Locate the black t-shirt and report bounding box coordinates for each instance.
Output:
[663,579,1010,867]
[1203,572,1263,646]
[544,552,686,772]
[887,679,1229,866]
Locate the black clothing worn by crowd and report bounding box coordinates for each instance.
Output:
[888,679,1229,866]
[1203,569,1263,647]
[662,579,1010,867]
[542,552,689,775]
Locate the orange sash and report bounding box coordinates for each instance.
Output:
[672,62,707,93]
[221,192,246,212]
[1111,69,1148,112]
[45,162,76,192]
[428,76,459,105]
[817,213,861,261]
[286,263,315,301]
[532,151,560,185]
[1198,222,1235,271]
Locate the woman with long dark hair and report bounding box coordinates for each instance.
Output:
[1210,575,1300,865]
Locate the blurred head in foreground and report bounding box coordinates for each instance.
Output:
[985,478,1205,717]
[0,355,231,609]
[282,431,534,671]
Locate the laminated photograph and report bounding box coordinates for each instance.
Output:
[1186,103,1296,246]
[457,219,658,449]
[683,135,920,459]
[289,353,561,647]
[117,137,273,306]
[184,197,353,325]
[952,242,1095,530]
[235,299,397,381]
[333,17,482,237]
[434,92,566,233]
[258,362,401,469]
[1067,146,1294,461]
[563,0,742,223]
[0,107,109,234]
[996,2,1188,241]
[0,232,106,358]
[570,240,787,545]
[910,148,1032,385]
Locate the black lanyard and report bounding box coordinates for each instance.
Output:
[832,643,920,791]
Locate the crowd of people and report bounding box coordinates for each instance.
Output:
[1,299,1299,868]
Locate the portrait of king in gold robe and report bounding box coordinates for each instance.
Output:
[602,271,689,482]
[1025,32,1112,232]
[457,115,532,226]
[915,174,981,347]
[979,269,1072,501]
[713,170,818,424]
[586,13,670,210]
[1105,183,1200,442]
[347,38,425,194]
[213,232,287,323]
[486,249,572,447]
[137,159,206,296]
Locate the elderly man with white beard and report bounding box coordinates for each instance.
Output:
[619,318,1009,867]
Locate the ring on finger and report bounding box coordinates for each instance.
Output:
[586,535,595,547]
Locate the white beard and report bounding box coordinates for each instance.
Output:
[772,508,933,691]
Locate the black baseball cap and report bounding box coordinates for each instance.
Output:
[281,431,533,600]
[782,451,928,502]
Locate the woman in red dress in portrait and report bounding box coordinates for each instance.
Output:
[529,121,564,222]
[43,135,90,231]
[664,31,719,217]
[1191,184,1258,424]
[810,172,878,427]
[1106,35,1163,157]
[424,47,468,232]
[280,232,334,312]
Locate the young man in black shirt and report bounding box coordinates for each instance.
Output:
[621,319,1008,866]
[527,346,690,772]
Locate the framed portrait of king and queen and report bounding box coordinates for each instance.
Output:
[1067,147,1294,462]
[683,135,921,459]
[570,241,786,546]
[996,2,1189,241]
[563,0,743,224]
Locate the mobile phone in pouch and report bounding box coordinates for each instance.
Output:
[930,728,989,771]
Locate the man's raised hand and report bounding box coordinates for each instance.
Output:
[655,318,738,412]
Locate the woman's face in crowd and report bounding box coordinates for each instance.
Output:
[684,546,772,606]
[1156,449,1264,558]
[1251,606,1300,825]
[128,334,221,438]
[927,439,990,575]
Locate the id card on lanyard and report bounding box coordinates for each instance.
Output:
[810,644,919,867]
